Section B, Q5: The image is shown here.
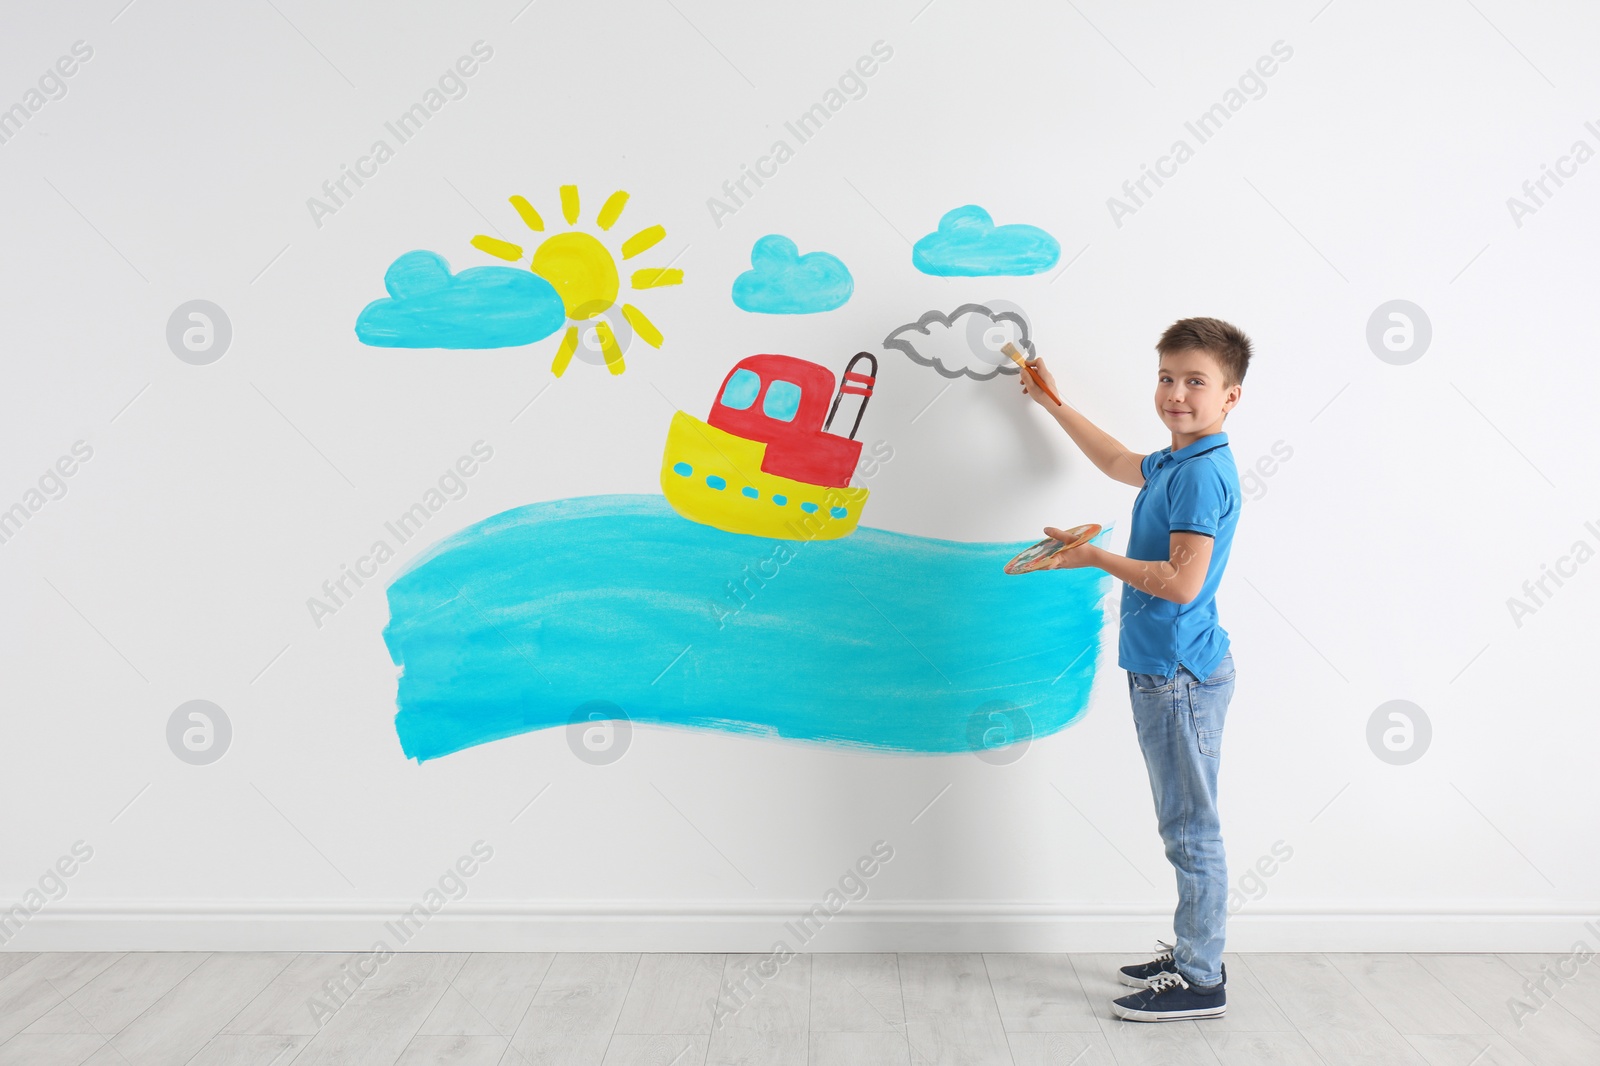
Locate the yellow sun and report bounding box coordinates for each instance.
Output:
[470,185,683,377]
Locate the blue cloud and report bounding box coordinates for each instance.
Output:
[355,250,566,349]
[731,235,853,314]
[912,205,1061,277]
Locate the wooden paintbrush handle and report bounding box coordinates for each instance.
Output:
[1003,343,1062,406]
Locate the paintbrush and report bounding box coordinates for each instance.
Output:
[1002,342,1062,407]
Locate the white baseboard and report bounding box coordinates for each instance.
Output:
[7,900,1597,953]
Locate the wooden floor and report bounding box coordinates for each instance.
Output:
[0,951,1596,1065]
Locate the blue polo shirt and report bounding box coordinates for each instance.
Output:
[1118,431,1240,682]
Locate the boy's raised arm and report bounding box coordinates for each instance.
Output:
[1020,356,1146,488]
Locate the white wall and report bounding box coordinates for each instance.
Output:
[4,0,1598,953]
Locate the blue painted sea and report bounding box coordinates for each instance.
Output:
[383,494,1113,763]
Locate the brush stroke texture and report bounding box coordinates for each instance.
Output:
[912,205,1061,277]
[355,250,566,349]
[731,235,853,314]
[383,494,1111,763]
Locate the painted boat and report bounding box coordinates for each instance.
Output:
[660,353,877,540]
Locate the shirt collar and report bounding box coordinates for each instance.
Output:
[1163,431,1229,464]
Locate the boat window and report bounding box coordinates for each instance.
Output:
[763,380,802,422]
[720,368,761,410]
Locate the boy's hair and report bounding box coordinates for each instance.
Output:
[1157,317,1252,389]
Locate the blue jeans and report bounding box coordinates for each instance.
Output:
[1126,649,1234,987]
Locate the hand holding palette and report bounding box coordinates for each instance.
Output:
[1003,523,1102,575]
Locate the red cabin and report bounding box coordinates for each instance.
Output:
[705,354,876,490]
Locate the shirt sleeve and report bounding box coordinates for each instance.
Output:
[1166,461,1229,537]
[1140,450,1160,482]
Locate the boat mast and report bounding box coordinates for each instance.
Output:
[824,352,877,441]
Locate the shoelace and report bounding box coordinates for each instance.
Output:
[1150,938,1174,963]
[1145,970,1189,993]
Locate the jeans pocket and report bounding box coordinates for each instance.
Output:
[1130,671,1175,695]
[1197,726,1223,758]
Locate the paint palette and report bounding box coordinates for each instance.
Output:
[1003,524,1101,575]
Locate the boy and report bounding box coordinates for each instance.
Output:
[1020,317,1248,1021]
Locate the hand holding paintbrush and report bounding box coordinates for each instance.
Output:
[1002,342,1062,407]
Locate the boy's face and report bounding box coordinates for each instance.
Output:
[1156,348,1240,436]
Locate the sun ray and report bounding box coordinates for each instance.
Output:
[471,235,523,261]
[594,320,626,375]
[551,326,579,377]
[596,191,629,231]
[631,267,684,289]
[509,195,544,233]
[621,225,665,260]
[621,304,663,348]
[560,185,580,225]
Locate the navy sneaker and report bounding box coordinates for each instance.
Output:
[1111,965,1226,1021]
[1117,939,1177,988]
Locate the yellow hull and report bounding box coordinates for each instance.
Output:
[660,412,868,540]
